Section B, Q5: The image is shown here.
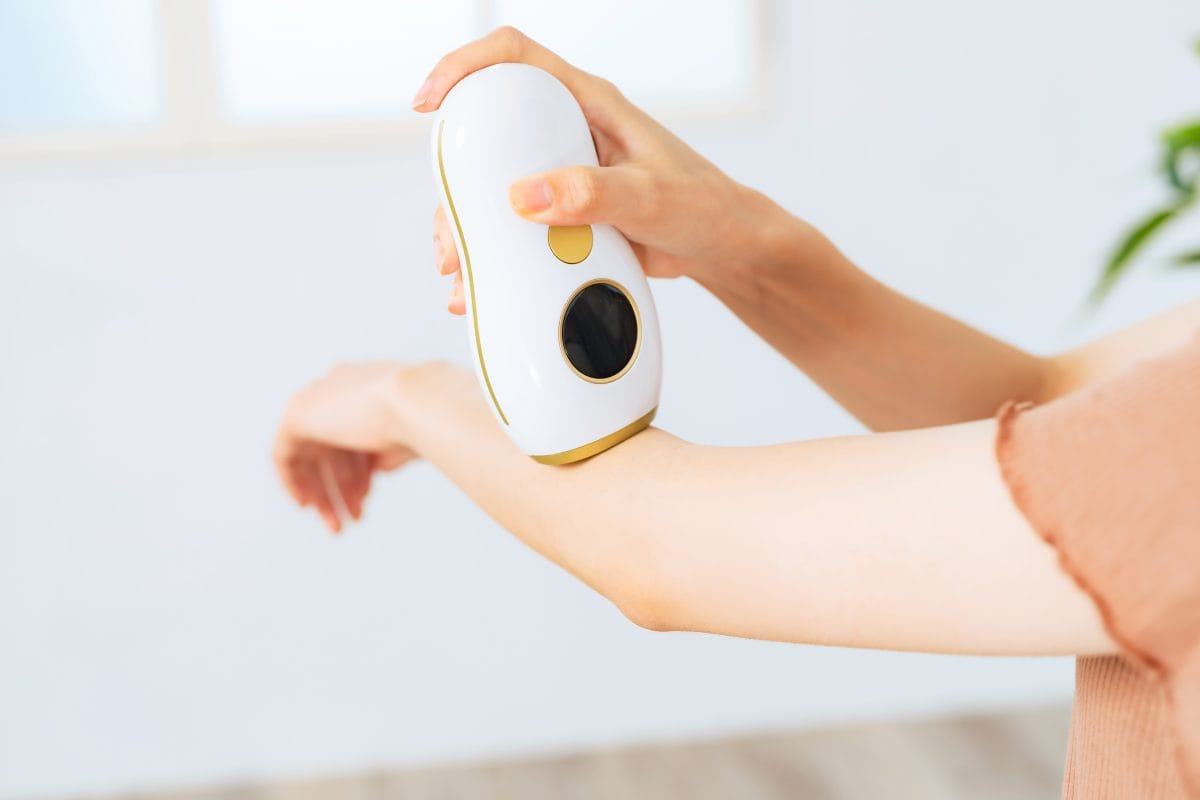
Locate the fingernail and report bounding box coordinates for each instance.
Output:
[411,77,434,109]
[510,178,553,214]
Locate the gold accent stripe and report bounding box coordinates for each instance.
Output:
[531,407,657,465]
[437,120,509,425]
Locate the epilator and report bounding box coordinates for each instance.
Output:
[431,64,662,464]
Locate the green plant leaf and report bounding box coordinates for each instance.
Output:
[1162,121,1200,192]
[1091,38,1200,309]
[1091,204,1185,304]
[1173,248,1200,266]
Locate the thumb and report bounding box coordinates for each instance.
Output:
[509,165,649,228]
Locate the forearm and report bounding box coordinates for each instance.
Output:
[696,202,1052,430]
[393,363,1110,656]
[391,363,688,622]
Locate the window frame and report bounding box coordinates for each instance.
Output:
[0,0,771,160]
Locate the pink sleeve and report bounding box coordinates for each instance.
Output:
[995,333,1200,793]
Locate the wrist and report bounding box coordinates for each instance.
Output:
[691,188,820,293]
[690,185,831,300]
[389,361,475,447]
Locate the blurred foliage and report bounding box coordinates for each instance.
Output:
[1091,39,1200,304]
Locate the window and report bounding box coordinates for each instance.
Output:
[0,0,765,156]
[492,0,758,108]
[210,0,480,124]
[0,0,163,133]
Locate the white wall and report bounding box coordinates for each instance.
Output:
[2,1,1198,797]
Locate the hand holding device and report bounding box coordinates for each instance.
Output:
[420,26,791,307]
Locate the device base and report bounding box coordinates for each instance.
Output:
[530,407,658,465]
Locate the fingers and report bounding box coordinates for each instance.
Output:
[273,432,308,506]
[434,205,466,316]
[328,451,363,523]
[290,453,342,533]
[274,413,339,530]
[448,272,465,315]
[412,26,591,112]
[272,375,420,533]
[287,446,406,533]
[333,450,370,522]
[275,438,359,534]
[509,164,654,229]
[433,205,459,276]
[343,452,371,520]
[306,458,340,534]
[317,456,349,534]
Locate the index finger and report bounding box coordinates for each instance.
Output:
[411,26,596,112]
[272,428,308,505]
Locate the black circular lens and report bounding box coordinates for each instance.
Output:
[560,282,639,381]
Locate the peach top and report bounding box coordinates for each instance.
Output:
[996,332,1200,798]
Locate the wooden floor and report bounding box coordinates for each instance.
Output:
[113,705,1071,800]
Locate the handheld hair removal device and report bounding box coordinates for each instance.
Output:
[431,64,662,464]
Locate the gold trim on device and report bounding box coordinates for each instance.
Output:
[531,407,657,465]
[558,278,643,385]
[437,120,509,425]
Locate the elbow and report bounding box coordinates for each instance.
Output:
[1034,354,1073,404]
[604,535,685,633]
[613,589,677,632]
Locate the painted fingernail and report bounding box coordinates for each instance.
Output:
[411,77,434,109]
[510,177,553,214]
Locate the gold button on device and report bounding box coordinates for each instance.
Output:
[547,224,593,264]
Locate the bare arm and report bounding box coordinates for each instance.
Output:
[699,221,1200,430]
[270,29,1200,660]
[1044,297,1200,396]
[274,363,1112,657]
[422,28,1200,431]
[698,221,1051,430]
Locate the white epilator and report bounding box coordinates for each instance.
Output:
[431,64,662,464]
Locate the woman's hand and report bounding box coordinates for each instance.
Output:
[273,363,419,533]
[414,26,795,314]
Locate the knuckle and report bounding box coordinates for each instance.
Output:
[642,171,668,215]
[564,168,600,213]
[493,25,527,55]
[592,76,622,100]
[432,52,455,75]
[580,74,630,117]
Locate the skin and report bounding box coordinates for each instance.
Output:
[275,27,1200,656]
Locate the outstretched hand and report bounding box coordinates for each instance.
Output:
[273,363,416,533]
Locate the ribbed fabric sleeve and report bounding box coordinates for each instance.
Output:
[995,334,1200,799]
[1065,656,1182,797]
